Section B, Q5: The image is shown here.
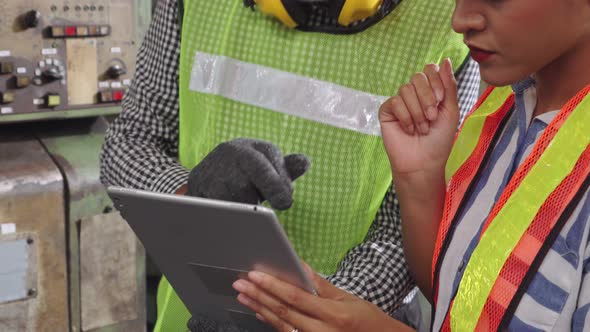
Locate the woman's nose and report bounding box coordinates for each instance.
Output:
[452,1,486,35]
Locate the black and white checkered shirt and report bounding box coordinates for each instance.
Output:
[99,0,480,316]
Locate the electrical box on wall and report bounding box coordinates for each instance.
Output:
[0,0,150,123]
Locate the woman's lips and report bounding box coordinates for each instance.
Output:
[468,45,495,63]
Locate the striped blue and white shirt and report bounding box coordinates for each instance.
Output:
[432,79,590,331]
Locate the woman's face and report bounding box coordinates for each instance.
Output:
[452,0,590,86]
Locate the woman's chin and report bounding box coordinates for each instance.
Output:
[480,66,531,88]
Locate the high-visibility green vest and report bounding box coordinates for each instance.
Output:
[156,1,469,331]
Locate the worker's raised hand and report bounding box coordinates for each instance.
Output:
[379,58,459,177]
[186,138,310,210]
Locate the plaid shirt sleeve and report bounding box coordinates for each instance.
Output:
[99,0,481,315]
[327,58,480,315]
[99,0,188,194]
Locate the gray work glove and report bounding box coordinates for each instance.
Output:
[187,314,248,332]
[186,138,310,210]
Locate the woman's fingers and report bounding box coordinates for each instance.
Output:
[424,63,444,104]
[379,62,451,136]
[411,71,439,122]
[380,95,415,135]
[399,83,429,135]
[245,271,350,322]
[234,280,323,332]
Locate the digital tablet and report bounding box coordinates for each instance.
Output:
[107,186,316,331]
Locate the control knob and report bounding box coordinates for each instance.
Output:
[42,67,63,81]
[22,10,41,29]
[107,64,127,79]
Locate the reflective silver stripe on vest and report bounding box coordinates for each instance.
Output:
[189,52,387,136]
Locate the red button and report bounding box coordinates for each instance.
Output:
[112,90,124,101]
[65,26,77,36]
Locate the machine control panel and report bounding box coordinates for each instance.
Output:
[0,0,148,122]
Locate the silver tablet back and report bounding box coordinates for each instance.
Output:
[107,186,315,331]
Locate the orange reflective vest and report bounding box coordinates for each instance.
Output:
[432,85,590,331]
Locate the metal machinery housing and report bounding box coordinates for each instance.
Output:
[0,1,152,331]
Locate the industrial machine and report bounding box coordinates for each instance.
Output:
[0,1,151,331]
[0,0,147,123]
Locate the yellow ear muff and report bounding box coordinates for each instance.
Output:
[338,0,382,26]
[255,0,299,28]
